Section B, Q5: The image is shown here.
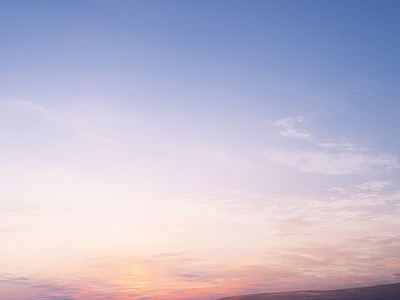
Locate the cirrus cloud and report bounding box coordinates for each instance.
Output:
[267,117,399,175]
[263,148,398,175]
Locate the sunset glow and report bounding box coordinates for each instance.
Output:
[1,1,400,299]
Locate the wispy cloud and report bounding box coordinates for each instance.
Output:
[274,117,312,140]
[1,100,111,143]
[9,100,51,115]
[266,117,399,175]
[0,227,25,234]
[263,148,398,175]
[356,180,392,192]
[0,274,29,285]
[317,142,365,151]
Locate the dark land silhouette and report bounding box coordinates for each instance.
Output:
[216,282,400,300]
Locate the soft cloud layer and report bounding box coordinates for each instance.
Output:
[267,117,399,175]
[357,181,393,192]
[1,182,399,299]
[1,109,399,299]
[264,148,398,175]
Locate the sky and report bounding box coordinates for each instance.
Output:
[1,0,400,299]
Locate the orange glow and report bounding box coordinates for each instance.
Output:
[2,257,273,300]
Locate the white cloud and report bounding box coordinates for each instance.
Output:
[356,181,392,192]
[279,128,312,140]
[274,117,294,128]
[317,142,359,151]
[268,117,399,175]
[263,148,399,175]
[274,117,312,140]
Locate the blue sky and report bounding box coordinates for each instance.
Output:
[1,1,400,299]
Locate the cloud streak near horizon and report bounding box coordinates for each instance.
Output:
[1,1,400,299]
